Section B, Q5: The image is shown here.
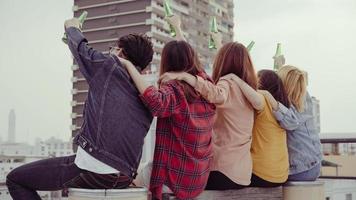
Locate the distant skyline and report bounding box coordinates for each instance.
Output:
[0,0,355,143]
[7,109,16,143]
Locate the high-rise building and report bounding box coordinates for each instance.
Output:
[312,96,321,134]
[7,109,16,143]
[70,0,235,157]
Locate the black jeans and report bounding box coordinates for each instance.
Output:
[205,171,246,190]
[6,155,132,200]
[249,173,285,187]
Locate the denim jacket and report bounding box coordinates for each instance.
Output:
[66,27,153,178]
[273,92,322,175]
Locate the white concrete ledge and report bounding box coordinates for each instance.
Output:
[283,181,325,200]
[163,187,283,200]
[68,187,149,200]
[67,181,325,200]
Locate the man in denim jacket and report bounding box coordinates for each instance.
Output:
[6,17,154,199]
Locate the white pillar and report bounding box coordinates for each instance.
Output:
[283,181,324,200]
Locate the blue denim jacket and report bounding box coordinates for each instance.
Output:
[66,27,153,178]
[273,92,322,175]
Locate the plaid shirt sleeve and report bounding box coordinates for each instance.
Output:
[140,81,183,118]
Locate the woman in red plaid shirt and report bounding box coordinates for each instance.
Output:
[118,40,216,200]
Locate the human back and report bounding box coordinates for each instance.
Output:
[277,65,322,179]
[249,70,290,184]
[73,33,155,178]
[136,40,216,199]
[207,42,257,187]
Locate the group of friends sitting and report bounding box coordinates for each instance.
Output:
[5,15,322,200]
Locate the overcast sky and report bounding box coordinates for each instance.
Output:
[0,0,355,143]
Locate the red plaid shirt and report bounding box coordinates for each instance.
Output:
[140,78,216,200]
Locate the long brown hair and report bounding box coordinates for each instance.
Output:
[258,70,290,108]
[212,42,257,89]
[160,40,204,101]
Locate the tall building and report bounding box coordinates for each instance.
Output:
[0,154,61,200]
[70,0,235,157]
[7,109,15,143]
[311,96,321,134]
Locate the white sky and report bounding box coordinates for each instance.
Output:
[0,0,355,143]
[234,0,356,135]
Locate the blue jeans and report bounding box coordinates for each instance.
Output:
[288,163,321,181]
[6,155,132,200]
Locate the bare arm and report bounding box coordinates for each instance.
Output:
[224,74,264,111]
[120,57,183,117]
[119,57,151,94]
[165,15,186,41]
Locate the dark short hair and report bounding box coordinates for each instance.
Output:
[117,33,153,71]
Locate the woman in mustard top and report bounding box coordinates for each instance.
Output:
[227,69,291,187]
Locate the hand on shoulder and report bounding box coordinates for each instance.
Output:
[159,72,189,84]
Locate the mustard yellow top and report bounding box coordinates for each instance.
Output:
[251,96,289,183]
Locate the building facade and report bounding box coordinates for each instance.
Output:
[70,0,234,162]
[0,137,70,200]
[7,109,16,143]
[44,137,73,157]
[312,96,321,134]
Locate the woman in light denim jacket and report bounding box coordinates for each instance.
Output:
[271,65,322,181]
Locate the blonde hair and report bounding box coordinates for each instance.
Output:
[277,65,307,112]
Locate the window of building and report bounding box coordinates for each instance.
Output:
[346,194,352,200]
[181,2,188,7]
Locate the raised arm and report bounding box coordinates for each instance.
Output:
[210,32,223,50]
[119,57,182,117]
[225,74,264,111]
[165,15,186,41]
[118,57,151,94]
[64,18,107,81]
[159,72,229,105]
